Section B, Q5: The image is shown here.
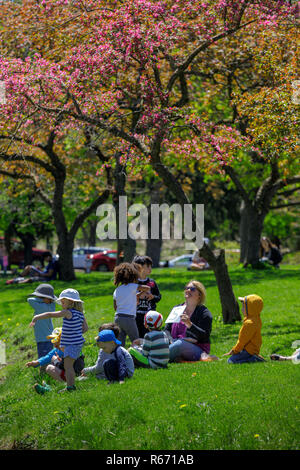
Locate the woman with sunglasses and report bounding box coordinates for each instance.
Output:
[164,281,217,362]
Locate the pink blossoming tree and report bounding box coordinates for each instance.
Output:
[0,0,295,320]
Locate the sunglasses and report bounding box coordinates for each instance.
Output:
[184,286,197,292]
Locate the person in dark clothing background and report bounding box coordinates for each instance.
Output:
[132,255,162,338]
[260,237,282,268]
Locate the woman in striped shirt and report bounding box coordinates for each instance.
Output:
[30,288,88,392]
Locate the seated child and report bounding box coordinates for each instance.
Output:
[83,328,134,384]
[80,323,125,380]
[223,295,265,364]
[26,327,85,394]
[128,310,170,369]
[270,346,300,363]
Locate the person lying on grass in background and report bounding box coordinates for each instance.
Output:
[82,328,134,385]
[128,310,170,369]
[270,347,300,363]
[26,327,85,394]
[6,252,59,285]
[29,288,88,393]
[79,322,133,381]
[223,295,265,364]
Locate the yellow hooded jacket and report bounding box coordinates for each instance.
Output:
[232,295,263,356]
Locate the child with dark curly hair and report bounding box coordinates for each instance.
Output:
[113,262,150,346]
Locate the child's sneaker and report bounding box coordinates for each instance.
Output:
[76,376,88,381]
[58,385,76,393]
[200,353,219,362]
[33,383,51,395]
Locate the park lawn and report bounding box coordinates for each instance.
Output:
[0,265,299,450]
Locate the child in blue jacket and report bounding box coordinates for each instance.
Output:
[26,327,85,394]
[27,284,57,358]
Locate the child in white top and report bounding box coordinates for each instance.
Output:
[113,262,150,347]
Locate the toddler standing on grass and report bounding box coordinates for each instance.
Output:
[30,288,88,392]
[132,255,162,338]
[113,262,150,347]
[27,284,57,359]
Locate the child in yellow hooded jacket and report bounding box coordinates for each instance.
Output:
[223,295,265,364]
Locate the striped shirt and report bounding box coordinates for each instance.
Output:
[60,308,85,346]
[142,330,170,369]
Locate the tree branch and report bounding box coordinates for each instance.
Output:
[270,201,300,209]
[69,189,110,240]
[0,169,32,179]
[167,19,257,95]
[277,185,300,198]
[0,152,56,174]
[23,93,149,156]
[223,165,252,206]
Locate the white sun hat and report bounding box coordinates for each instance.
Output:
[57,288,84,304]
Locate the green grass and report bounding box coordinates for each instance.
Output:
[0,265,299,450]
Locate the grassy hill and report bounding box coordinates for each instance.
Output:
[0,265,299,450]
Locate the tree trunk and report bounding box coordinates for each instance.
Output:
[120,237,136,263]
[4,223,14,269]
[81,218,98,247]
[88,219,97,247]
[239,203,265,267]
[113,151,137,264]
[239,200,248,264]
[56,234,75,281]
[18,233,35,267]
[146,180,163,267]
[51,169,76,281]
[146,237,162,268]
[200,243,241,323]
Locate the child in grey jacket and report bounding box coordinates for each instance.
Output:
[80,323,134,381]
